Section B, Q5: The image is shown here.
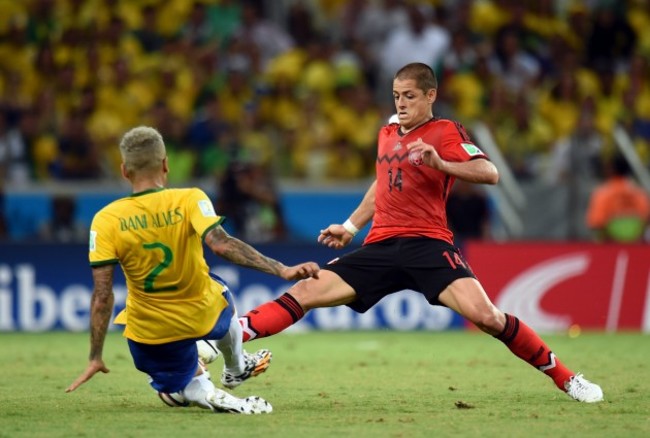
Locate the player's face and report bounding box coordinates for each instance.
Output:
[392,78,436,132]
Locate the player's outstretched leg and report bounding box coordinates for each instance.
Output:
[164,372,272,414]
[239,293,305,342]
[495,313,603,403]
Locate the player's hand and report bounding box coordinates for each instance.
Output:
[318,224,354,249]
[406,138,444,170]
[281,262,320,280]
[65,359,110,393]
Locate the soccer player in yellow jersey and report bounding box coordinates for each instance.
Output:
[66,126,320,414]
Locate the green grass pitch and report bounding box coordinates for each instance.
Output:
[1,330,648,438]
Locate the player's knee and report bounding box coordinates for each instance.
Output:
[471,309,504,335]
[286,281,315,310]
[287,273,355,312]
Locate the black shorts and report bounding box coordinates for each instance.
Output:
[322,237,475,313]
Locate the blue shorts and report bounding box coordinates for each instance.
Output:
[128,275,234,393]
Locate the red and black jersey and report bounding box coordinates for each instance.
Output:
[365,118,488,246]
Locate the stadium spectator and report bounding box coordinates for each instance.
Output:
[237,63,604,403]
[0,187,7,240]
[336,0,409,53]
[546,98,605,185]
[180,2,219,49]
[0,108,31,187]
[618,54,650,155]
[186,94,235,178]
[537,70,583,140]
[205,0,243,49]
[65,126,319,412]
[257,71,304,132]
[54,110,102,179]
[586,153,650,243]
[467,0,512,37]
[286,2,318,48]
[523,0,570,48]
[442,28,480,76]
[487,24,541,96]
[334,0,409,90]
[216,64,256,127]
[216,159,287,243]
[585,4,637,70]
[38,195,87,243]
[442,54,494,124]
[325,135,366,180]
[376,4,450,105]
[283,92,333,180]
[626,0,650,54]
[25,0,57,45]
[148,101,195,185]
[329,83,383,175]
[491,3,540,56]
[132,4,165,53]
[491,93,554,180]
[232,1,294,71]
[32,42,57,83]
[97,15,143,64]
[446,179,491,249]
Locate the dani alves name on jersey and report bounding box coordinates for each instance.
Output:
[119,208,184,231]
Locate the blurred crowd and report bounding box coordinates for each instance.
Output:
[0,0,649,190]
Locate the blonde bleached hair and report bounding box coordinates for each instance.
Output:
[119,126,166,175]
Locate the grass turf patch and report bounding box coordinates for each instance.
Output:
[0,331,648,438]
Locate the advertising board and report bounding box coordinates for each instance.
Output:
[0,243,463,332]
[465,242,650,332]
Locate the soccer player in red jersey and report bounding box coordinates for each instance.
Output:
[239,62,603,403]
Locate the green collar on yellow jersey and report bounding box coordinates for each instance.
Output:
[131,187,166,197]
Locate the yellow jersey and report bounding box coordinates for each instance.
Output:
[89,187,227,344]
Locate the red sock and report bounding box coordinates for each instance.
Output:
[496,314,574,391]
[239,293,304,342]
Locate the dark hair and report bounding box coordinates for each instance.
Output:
[611,154,631,177]
[394,62,438,92]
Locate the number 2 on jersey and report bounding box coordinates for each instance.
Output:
[143,242,178,292]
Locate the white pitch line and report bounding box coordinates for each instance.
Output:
[606,251,628,333]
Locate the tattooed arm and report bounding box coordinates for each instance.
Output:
[204,226,320,281]
[66,264,114,392]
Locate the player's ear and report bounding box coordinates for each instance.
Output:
[120,162,129,180]
[162,156,169,174]
[427,88,437,104]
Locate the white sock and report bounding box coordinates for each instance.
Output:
[216,314,246,375]
[198,361,211,380]
[181,372,216,409]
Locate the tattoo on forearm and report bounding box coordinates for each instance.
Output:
[89,265,114,360]
[207,227,284,276]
